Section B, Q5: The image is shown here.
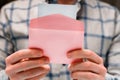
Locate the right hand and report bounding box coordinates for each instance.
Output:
[5,49,50,80]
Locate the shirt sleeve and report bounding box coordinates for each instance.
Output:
[105,9,120,80]
[0,70,9,80]
[0,5,15,80]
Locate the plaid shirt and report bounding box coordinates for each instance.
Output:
[0,0,120,80]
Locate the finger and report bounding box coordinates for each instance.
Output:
[6,49,43,65]
[69,61,107,76]
[71,71,101,80]
[29,56,49,60]
[17,66,50,80]
[71,58,83,64]
[6,57,50,74]
[67,49,103,64]
[26,73,47,80]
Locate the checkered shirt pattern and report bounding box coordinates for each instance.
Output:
[0,0,120,80]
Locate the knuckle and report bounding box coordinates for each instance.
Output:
[5,67,12,75]
[71,72,76,79]
[68,64,72,71]
[68,64,77,72]
[5,68,9,75]
[101,66,107,74]
[17,51,24,58]
[99,57,104,63]
[47,66,50,71]
[71,72,81,79]
[104,68,107,73]
[45,65,50,71]
[86,50,93,57]
[5,67,17,77]
[43,65,50,73]
[5,57,10,64]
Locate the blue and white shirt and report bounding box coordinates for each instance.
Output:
[0,0,120,80]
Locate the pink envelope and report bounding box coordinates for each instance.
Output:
[29,14,84,64]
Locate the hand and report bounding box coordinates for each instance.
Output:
[5,49,50,80]
[67,49,107,80]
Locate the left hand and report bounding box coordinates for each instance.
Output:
[67,49,107,80]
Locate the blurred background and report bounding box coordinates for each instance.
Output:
[101,0,120,10]
[0,0,120,10]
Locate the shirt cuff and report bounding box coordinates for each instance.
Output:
[0,70,9,80]
[106,73,120,80]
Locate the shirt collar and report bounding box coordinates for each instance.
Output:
[46,0,82,4]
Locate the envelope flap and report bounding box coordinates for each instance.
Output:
[30,14,84,31]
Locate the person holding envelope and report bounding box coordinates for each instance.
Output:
[0,0,120,80]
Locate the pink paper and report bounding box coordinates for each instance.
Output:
[29,14,84,64]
